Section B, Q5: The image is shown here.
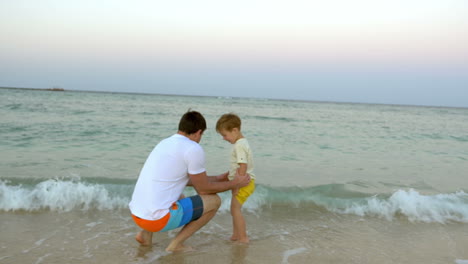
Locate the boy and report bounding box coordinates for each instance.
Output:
[216,113,256,243]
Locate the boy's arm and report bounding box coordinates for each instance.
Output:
[237,163,247,176]
[232,163,247,195]
[235,142,249,177]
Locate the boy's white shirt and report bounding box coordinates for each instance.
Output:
[228,138,255,181]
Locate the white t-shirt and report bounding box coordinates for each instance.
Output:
[129,134,206,220]
[228,138,255,181]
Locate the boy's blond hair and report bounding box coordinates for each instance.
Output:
[216,113,241,132]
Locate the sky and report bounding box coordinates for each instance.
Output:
[1,0,467,107]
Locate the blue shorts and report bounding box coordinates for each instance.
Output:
[160,195,204,232]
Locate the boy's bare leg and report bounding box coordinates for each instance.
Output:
[230,189,239,241]
[230,196,239,241]
[135,230,153,246]
[231,197,249,243]
[165,194,221,252]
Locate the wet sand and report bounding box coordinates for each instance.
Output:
[1,207,468,264]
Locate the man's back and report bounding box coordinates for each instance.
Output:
[129,134,206,220]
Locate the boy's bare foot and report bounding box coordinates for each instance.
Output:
[237,237,250,244]
[135,230,153,246]
[165,244,195,252]
[230,234,249,243]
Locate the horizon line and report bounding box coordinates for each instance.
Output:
[1,86,466,110]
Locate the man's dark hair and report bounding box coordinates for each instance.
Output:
[178,111,207,134]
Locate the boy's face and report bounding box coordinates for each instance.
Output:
[219,128,239,144]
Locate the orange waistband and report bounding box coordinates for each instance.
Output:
[131,212,170,233]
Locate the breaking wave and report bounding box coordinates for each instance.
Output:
[1,179,467,223]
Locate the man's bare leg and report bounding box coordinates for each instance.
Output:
[135,230,153,246]
[134,193,186,247]
[165,194,221,252]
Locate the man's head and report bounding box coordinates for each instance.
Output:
[178,111,207,142]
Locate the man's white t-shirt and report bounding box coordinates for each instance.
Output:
[129,134,206,220]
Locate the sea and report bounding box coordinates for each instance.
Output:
[1,87,467,264]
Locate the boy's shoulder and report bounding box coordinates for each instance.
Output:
[235,137,248,143]
[235,138,250,148]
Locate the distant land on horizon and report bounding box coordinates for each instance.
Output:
[1,86,466,110]
[1,86,64,92]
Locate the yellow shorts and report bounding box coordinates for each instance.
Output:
[235,179,255,204]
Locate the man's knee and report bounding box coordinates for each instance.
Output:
[212,194,221,208]
[200,194,221,211]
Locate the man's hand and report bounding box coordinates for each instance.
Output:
[214,171,229,182]
[232,169,250,189]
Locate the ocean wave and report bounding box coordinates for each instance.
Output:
[247,115,295,122]
[0,179,129,212]
[334,189,468,223]
[248,185,468,224]
[1,179,467,223]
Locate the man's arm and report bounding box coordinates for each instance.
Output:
[210,171,230,182]
[189,170,250,195]
[187,171,229,186]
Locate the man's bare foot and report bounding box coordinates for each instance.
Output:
[230,235,238,241]
[165,244,195,252]
[135,230,153,246]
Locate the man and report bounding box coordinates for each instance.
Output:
[129,111,250,252]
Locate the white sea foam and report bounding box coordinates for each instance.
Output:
[282,247,307,264]
[2,179,468,225]
[0,179,128,212]
[0,179,270,213]
[214,184,269,214]
[336,189,468,223]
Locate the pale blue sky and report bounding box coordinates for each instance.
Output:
[1,0,467,107]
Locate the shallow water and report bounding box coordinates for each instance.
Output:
[2,208,468,264]
[1,88,468,263]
